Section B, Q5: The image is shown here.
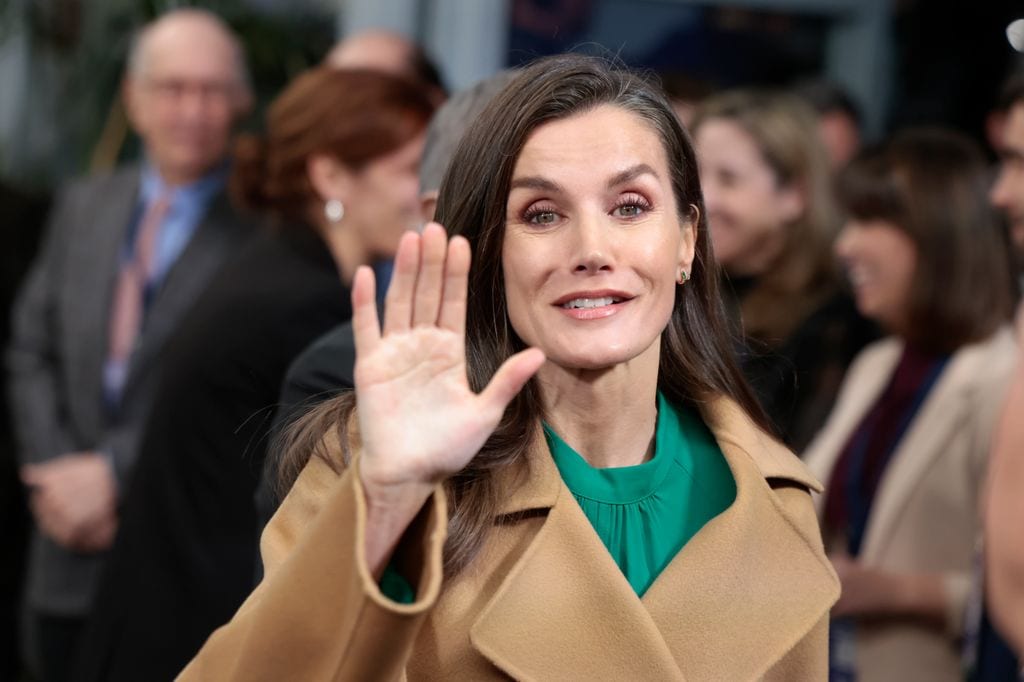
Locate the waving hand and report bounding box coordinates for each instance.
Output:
[351,223,544,571]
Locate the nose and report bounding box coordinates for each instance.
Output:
[175,92,203,123]
[571,210,614,274]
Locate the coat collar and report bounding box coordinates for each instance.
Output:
[805,329,1015,562]
[471,396,837,680]
[123,193,248,390]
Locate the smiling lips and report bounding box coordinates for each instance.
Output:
[553,291,633,320]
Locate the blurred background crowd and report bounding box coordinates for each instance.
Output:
[2,0,1024,680]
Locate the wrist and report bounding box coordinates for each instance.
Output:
[359,473,436,576]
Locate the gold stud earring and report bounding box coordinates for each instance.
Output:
[677,268,688,285]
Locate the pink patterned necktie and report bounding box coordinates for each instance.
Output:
[107,193,171,374]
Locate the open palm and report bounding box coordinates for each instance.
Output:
[353,223,545,494]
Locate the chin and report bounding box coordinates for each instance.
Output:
[545,343,652,372]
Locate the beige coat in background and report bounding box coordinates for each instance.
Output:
[180,397,839,681]
[804,327,1018,682]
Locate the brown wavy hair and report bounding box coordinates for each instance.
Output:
[230,67,435,224]
[837,127,1014,352]
[278,54,771,578]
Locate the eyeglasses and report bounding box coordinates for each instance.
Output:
[142,77,240,103]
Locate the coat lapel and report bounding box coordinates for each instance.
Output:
[123,195,248,392]
[804,339,902,518]
[469,445,684,680]
[65,168,140,423]
[469,400,837,680]
[642,398,838,680]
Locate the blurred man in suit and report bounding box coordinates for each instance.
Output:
[325,28,447,105]
[7,9,252,681]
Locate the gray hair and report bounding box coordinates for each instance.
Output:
[418,69,520,193]
[126,8,250,92]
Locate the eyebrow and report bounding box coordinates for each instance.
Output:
[509,176,563,193]
[606,163,660,188]
[509,163,661,194]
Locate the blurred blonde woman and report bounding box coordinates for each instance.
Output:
[692,91,876,451]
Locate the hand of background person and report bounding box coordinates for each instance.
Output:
[830,553,946,623]
[830,553,898,617]
[352,223,545,572]
[22,451,119,553]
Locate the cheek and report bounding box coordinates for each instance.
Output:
[501,270,531,344]
[738,187,785,233]
[202,106,233,133]
[501,235,547,338]
[894,251,918,296]
[377,174,416,215]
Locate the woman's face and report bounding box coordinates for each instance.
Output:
[695,118,802,276]
[834,218,917,331]
[502,104,695,371]
[344,131,426,259]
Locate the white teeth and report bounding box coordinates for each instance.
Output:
[562,296,617,309]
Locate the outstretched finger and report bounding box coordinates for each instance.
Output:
[412,223,447,327]
[384,231,420,335]
[438,235,470,337]
[478,348,546,418]
[351,265,381,356]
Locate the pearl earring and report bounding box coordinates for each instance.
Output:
[324,199,344,223]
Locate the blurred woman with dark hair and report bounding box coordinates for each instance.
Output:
[74,67,437,682]
[691,91,876,452]
[804,128,1017,682]
[179,54,837,680]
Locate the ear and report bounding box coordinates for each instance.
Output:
[678,203,699,274]
[775,181,806,224]
[420,190,439,223]
[306,154,353,204]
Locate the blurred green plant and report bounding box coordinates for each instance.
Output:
[0,0,336,191]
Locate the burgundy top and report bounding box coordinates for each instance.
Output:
[823,344,949,556]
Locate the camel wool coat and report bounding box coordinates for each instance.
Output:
[803,328,1018,682]
[179,397,839,681]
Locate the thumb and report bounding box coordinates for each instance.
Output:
[478,348,545,417]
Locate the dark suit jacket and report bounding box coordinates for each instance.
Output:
[75,226,351,682]
[5,165,251,616]
[253,320,357,532]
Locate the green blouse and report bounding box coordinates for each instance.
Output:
[543,392,736,596]
[380,392,736,602]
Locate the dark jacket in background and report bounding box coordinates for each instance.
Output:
[253,320,357,540]
[74,226,350,682]
[724,277,879,453]
[0,182,51,681]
